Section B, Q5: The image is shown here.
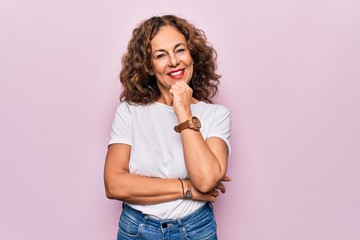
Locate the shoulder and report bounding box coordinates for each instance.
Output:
[212,104,231,123]
[213,103,230,114]
[116,101,149,112]
[197,101,230,116]
[115,102,159,120]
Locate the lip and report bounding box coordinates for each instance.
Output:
[167,69,185,79]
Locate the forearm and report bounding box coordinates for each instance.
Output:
[105,173,183,204]
[181,130,227,193]
[104,143,226,204]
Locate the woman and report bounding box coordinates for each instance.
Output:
[104,15,231,240]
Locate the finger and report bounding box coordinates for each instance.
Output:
[215,183,226,193]
[169,85,180,94]
[208,193,217,203]
[170,84,187,95]
[172,81,187,88]
[222,175,232,182]
[211,189,219,197]
[169,85,176,94]
[173,81,192,94]
[172,79,187,85]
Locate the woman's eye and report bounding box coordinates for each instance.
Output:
[156,53,166,59]
[176,48,186,53]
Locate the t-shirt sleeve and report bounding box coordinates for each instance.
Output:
[108,102,133,146]
[207,105,232,155]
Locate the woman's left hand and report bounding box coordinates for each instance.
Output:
[190,176,231,203]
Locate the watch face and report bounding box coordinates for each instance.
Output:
[191,116,201,129]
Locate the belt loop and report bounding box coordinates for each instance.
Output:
[177,218,183,226]
[143,215,149,225]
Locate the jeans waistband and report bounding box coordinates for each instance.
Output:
[122,202,213,229]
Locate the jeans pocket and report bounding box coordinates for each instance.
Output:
[182,213,217,240]
[118,214,144,238]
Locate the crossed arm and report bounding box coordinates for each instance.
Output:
[104,136,230,205]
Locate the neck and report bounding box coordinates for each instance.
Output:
[156,94,173,106]
[156,95,199,106]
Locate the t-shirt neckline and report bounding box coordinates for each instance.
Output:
[154,101,205,110]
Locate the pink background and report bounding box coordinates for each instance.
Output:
[1,0,359,239]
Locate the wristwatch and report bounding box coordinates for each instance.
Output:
[174,116,201,133]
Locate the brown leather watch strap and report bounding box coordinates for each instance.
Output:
[174,116,201,133]
[174,120,190,133]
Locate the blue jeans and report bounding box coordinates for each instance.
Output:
[117,202,217,240]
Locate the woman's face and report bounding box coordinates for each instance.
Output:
[150,25,194,93]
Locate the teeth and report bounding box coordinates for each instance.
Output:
[169,70,182,76]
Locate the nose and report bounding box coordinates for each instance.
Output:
[168,53,179,67]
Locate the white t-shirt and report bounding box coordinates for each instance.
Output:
[109,101,231,219]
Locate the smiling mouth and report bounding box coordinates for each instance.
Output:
[168,69,185,79]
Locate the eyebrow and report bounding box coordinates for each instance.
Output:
[153,43,187,54]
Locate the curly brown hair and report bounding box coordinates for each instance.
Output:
[119,15,221,104]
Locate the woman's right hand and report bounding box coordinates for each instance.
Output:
[189,176,231,203]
